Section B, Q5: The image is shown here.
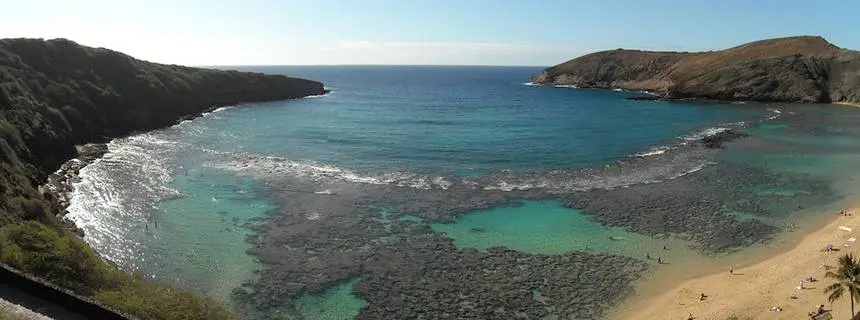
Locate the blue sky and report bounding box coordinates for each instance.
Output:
[2,0,858,66]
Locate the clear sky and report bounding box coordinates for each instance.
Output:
[2,0,858,66]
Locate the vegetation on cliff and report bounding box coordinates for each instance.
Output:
[532,36,860,103]
[0,38,326,319]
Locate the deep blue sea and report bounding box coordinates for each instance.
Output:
[65,66,860,319]
[208,66,759,174]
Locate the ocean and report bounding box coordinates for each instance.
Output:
[65,66,860,319]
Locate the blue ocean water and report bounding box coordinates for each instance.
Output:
[64,66,860,319]
[185,66,762,174]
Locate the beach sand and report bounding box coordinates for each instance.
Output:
[612,208,860,320]
[836,101,860,108]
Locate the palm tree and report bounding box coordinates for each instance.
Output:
[825,254,860,319]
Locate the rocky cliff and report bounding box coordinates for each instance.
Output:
[532,36,860,104]
[0,38,325,223]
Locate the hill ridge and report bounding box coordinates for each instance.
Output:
[533,36,860,103]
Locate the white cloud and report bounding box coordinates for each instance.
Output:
[309,40,591,66]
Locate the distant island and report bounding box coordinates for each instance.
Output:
[0,38,325,319]
[531,36,860,104]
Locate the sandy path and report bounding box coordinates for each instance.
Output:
[612,208,860,320]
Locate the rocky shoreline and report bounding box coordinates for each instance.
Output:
[38,143,109,237]
[532,36,860,104]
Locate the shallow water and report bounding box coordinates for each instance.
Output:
[294,279,366,320]
[431,200,696,259]
[64,66,860,319]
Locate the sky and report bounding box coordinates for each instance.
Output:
[2,0,859,66]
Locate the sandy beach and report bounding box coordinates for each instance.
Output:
[613,207,860,320]
[836,101,860,108]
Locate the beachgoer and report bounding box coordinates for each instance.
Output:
[687,313,695,320]
[799,280,804,289]
[646,253,651,259]
[663,245,668,250]
[658,257,662,264]
[700,293,707,301]
[730,266,733,274]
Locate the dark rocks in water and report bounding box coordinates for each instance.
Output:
[76,143,109,161]
[532,36,860,104]
[233,176,653,319]
[561,162,834,252]
[700,130,750,149]
[354,236,647,320]
[227,113,838,318]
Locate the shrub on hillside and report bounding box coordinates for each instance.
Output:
[0,221,236,319]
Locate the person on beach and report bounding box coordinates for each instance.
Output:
[730,266,733,274]
[646,253,651,259]
[799,280,804,289]
[699,293,707,301]
[687,313,695,320]
[658,257,662,264]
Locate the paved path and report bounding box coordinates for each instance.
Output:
[0,283,89,320]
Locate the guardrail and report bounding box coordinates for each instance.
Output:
[0,263,132,319]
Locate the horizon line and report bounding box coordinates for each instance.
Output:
[198,64,550,68]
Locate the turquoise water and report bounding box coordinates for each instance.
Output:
[758,123,789,130]
[294,279,367,320]
[64,67,860,319]
[146,168,272,303]
[431,200,688,258]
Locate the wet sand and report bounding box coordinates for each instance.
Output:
[612,207,860,320]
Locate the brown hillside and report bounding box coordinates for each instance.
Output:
[533,36,860,103]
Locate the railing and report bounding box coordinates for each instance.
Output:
[0,263,132,320]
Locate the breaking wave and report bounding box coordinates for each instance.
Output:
[208,140,715,194]
[681,127,730,142]
[521,82,580,89]
[304,92,331,98]
[66,133,183,267]
[631,147,670,158]
[766,108,783,120]
[209,151,454,190]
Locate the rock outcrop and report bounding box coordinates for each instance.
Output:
[532,36,860,104]
[0,38,325,223]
